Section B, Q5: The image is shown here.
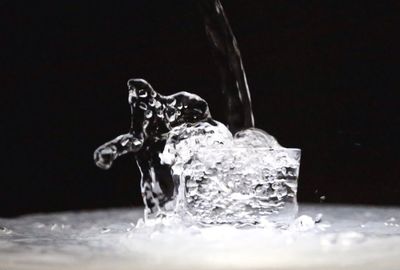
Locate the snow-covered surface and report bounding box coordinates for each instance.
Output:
[1,204,400,270]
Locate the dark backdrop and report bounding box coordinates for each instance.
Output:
[1,0,399,217]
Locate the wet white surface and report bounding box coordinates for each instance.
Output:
[0,204,400,270]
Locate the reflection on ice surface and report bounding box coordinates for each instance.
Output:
[1,204,400,269]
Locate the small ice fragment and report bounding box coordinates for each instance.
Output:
[101,228,111,233]
[135,218,145,229]
[291,215,315,231]
[315,213,323,223]
[234,128,281,148]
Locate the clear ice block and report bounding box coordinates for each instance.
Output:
[176,147,301,226]
[161,121,301,226]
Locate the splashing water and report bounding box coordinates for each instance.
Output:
[199,0,254,133]
[94,79,211,219]
[94,0,300,226]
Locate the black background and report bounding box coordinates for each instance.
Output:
[1,1,399,217]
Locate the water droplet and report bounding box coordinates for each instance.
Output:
[155,101,162,109]
[128,90,137,103]
[148,98,156,107]
[168,99,177,106]
[156,109,164,118]
[138,89,148,98]
[121,138,130,146]
[167,113,176,122]
[143,120,149,131]
[165,107,177,122]
[144,110,153,119]
[133,138,142,147]
[139,102,147,110]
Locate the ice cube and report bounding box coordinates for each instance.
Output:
[179,147,299,226]
[160,119,300,226]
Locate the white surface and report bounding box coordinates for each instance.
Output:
[0,204,400,270]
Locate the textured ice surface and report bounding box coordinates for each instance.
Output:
[1,205,400,270]
[161,122,300,226]
[183,147,300,225]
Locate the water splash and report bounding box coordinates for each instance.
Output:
[94,1,300,225]
[94,0,257,220]
[94,79,211,219]
[199,0,254,133]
